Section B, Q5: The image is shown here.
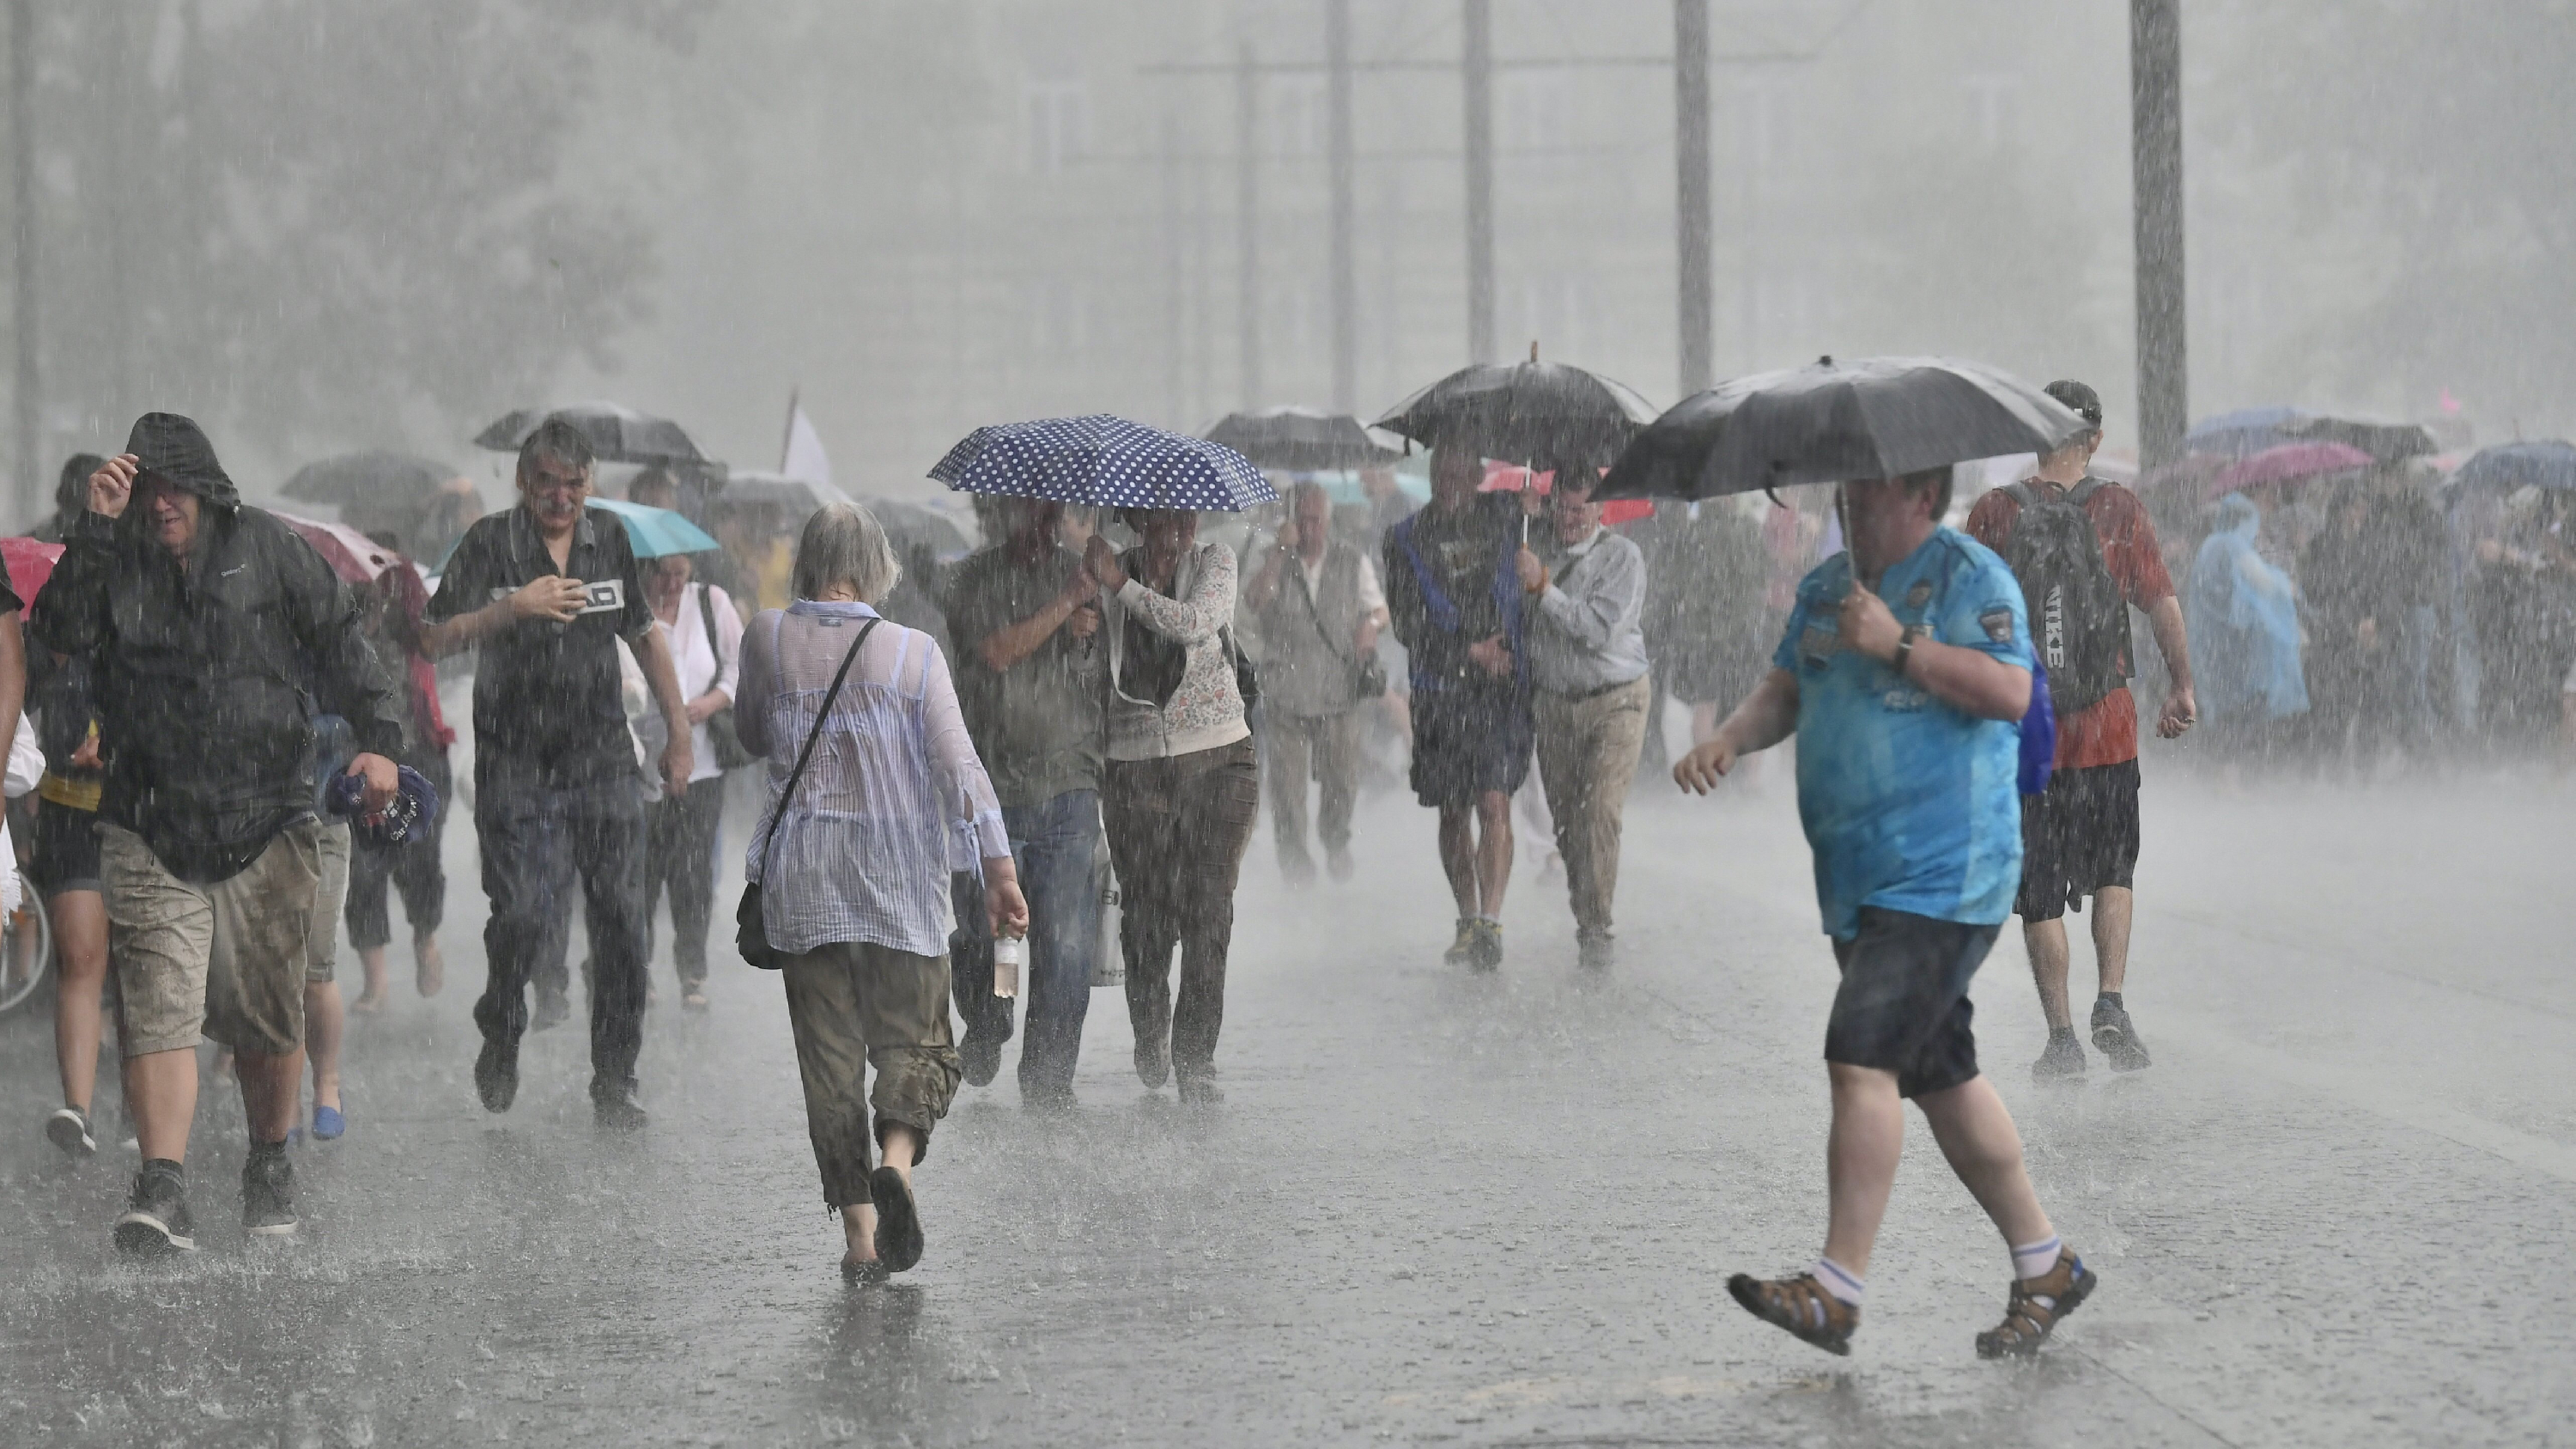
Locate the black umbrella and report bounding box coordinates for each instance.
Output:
[1598,356,2090,501]
[2277,414,2436,466]
[1374,350,1658,470]
[281,450,462,508]
[473,401,708,465]
[1200,407,1400,472]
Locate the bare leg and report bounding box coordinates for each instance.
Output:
[2089,886,2133,997]
[840,1124,923,1267]
[352,945,390,1012]
[2023,916,2073,1031]
[1820,1062,1905,1276]
[1473,789,1514,917]
[1916,1075,2054,1248]
[415,933,444,997]
[50,891,110,1112]
[126,1048,199,1163]
[1435,804,1478,918]
[304,980,344,1114]
[235,1048,306,1146]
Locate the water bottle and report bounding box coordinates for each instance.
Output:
[993,934,1024,999]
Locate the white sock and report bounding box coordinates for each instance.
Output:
[1812,1256,1865,1306]
[2011,1234,2063,1282]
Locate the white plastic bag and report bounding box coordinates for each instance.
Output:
[4,712,41,799]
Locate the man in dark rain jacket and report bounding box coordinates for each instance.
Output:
[38,414,407,1253]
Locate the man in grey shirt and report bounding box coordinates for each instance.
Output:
[942,498,1108,1106]
[1514,470,1652,967]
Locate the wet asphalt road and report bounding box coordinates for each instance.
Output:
[2,757,2571,1447]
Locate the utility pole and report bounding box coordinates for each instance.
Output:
[1673,0,1713,396]
[1325,0,1357,413]
[1461,0,1495,365]
[2130,0,2186,468]
[9,0,37,520]
[1236,41,1262,411]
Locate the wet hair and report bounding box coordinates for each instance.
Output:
[517,417,594,485]
[55,453,104,521]
[1901,464,1953,520]
[1288,478,1331,511]
[792,501,902,605]
[2043,379,2105,435]
[627,467,678,509]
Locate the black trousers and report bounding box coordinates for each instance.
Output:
[472,770,649,1087]
[642,782,724,986]
[345,752,450,950]
[1102,740,1261,1082]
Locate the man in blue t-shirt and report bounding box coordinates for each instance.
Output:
[1675,466,2095,1361]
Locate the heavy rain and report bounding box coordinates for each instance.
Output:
[0,3,2569,1446]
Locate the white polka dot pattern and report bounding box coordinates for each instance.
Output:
[928,413,1279,512]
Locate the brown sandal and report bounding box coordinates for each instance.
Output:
[1975,1247,2095,1359]
[1727,1271,1858,1356]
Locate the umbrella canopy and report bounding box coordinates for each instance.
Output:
[2280,414,2436,465]
[282,451,461,508]
[2187,407,2437,466]
[1373,355,1658,470]
[930,413,1276,512]
[3,536,63,605]
[720,470,855,515]
[1200,407,1400,472]
[473,402,708,466]
[270,509,409,585]
[2209,441,2372,498]
[2186,407,2310,460]
[1597,356,2089,501]
[586,497,721,557]
[2451,440,2576,493]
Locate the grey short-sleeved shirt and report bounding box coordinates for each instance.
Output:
[942,545,1107,808]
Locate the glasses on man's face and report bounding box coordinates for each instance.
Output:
[527,471,589,498]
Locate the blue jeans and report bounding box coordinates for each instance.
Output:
[951,788,1103,1096]
[472,770,648,1087]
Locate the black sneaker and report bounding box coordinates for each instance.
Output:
[591,1077,647,1133]
[474,1036,519,1113]
[2032,1030,2087,1081]
[958,1031,1003,1088]
[113,1160,197,1256]
[241,1145,298,1238]
[530,988,570,1033]
[46,1106,97,1158]
[1134,1034,1171,1091]
[2091,998,2153,1072]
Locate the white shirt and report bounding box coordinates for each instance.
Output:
[652,581,744,783]
[1297,549,1386,618]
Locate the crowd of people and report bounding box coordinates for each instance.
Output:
[11,379,2564,1361]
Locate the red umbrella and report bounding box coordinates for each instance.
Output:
[1479,460,1653,526]
[2209,441,2371,499]
[2,537,63,604]
[270,510,406,585]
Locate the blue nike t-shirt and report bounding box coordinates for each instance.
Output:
[1772,526,2032,941]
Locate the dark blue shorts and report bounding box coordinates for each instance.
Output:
[1408,685,1532,808]
[1825,907,2001,1099]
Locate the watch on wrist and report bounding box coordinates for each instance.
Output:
[1892,624,1922,677]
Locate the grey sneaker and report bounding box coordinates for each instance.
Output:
[2032,1031,2087,1081]
[2090,998,2153,1072]
[1468,919,1504,971]
[241,1146,298,1238]
[113,1160,197,1256]
[46,1105,97,1158]
[1443,917,1477,966]
[1577,928,1616,971]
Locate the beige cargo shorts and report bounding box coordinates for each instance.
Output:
[307,821,351,983]
[103,819,325,1057]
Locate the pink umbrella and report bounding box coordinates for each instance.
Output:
[2,536,63,605]
[270,510,406,585]
[2208,441,2372,499]
[1479,460,1653,525]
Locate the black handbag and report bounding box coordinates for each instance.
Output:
[737,617,880,970]
[1297,562,1388,700]
[696,583,760,771]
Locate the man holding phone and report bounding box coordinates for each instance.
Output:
[421,417,691,1133]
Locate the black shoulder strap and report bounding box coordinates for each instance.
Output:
[2066,477,2104,506]
[2002,481,2038,508]
[695,582,732,671]
[752,616,880,886]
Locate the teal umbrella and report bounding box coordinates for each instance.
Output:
[429,498,718,571]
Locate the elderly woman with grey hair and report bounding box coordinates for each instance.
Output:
[736,502,1028,1280]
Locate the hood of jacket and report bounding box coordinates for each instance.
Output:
[125,412,240,510]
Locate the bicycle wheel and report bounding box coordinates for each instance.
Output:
[0,871,52,1018]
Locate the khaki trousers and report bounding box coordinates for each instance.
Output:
[779,939,961,1209]
[1532,674,1652,935]
[1264,709,1361,858]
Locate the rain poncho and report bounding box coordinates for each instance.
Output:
[2186,493,2309,723]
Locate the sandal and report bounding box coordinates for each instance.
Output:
[868,1166,923,1274]
[1975,1247,2095,1359]
[1727,1272,1858,1356]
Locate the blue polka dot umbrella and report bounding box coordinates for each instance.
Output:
[929,413,1277,512]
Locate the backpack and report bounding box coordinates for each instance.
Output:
[1997,479,2129,715]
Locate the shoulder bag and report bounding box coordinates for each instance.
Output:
[696,583,760,771]
[1296,557,1387,700]
[736,616,881,970]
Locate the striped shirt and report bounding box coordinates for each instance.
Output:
[736,600,1009,959]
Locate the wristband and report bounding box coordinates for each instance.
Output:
[1892,624,1921,677]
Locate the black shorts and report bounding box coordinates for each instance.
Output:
[1408,686,1533,808]
[2015,758,2141,922]
[28,797,102,897]
[1826,907,2001,1099]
